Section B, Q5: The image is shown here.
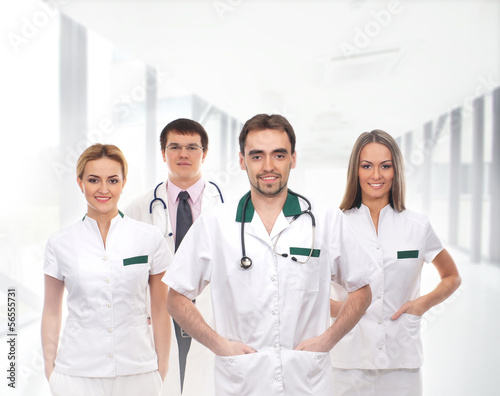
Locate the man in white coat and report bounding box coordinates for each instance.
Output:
[125,118,224,395]
[164,114,379,396]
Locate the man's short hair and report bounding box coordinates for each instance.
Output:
[160,118,209,153]
[239,114,296,154]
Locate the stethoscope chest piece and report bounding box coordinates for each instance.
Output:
[240,256,252,269]
[239,189,316,269]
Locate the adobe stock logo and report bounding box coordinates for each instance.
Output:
[7,0,69,54]
[213,0,243,21]
[340,1,403,59]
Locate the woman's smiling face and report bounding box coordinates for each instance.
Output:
[358,142,394,205]
[77,157,126,220]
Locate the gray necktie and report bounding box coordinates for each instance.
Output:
[174,190,193,392]
[175,190,192,251]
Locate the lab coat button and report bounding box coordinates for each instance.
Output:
[271,311,276,315]
[108,353,114,358]
[376,245,380,250]
[377,294,382,299]
[271,277,276,282]
[273,343,278,348]
[378,346,383,350]
[102,255,108,261]
[106,303,112,308]
[274,377,280,381]
[107,328,113,333]
[229,359,234,363]
[377,320,382,324]
[104,278,110,283]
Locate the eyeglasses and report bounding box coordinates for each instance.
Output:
[165,144,204,153]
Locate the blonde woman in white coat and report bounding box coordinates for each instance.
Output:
[41,144,171,396]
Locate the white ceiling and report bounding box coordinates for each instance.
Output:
[61,0,500,162]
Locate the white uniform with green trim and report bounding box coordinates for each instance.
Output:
[330,204,443,396]
[331,204,443,370]
[43,211,172,378]
[163,192,379,396]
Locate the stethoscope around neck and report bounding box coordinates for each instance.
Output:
[240,189,316,269]
[149,181,224,237]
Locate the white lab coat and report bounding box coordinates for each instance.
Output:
[125,179,223,396]
[43,212,172,377]
[164,193,379,396]
[330,204,443,370]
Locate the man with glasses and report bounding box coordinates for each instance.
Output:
[164,114,378,396]
[126,118,224,395]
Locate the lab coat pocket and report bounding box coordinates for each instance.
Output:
[399,313,422,349]
[395,254,422,291]
[280,349,333,396]
[123,255,149,266]
[214,348,275,395]
[286,258,320,292]
[121,262,150,291]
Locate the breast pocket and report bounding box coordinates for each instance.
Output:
[393,249,424,306]
[397,250,419,259]
[286,257,320,292]
[121,255,150,291]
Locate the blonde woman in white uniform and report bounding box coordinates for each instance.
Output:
[41,144,172,396]
[330,130,461,396]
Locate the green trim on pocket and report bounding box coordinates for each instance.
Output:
[289,247,321,257]
[123,255,149,266]
[397,250,419,259]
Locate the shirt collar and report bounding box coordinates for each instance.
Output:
[167,178,205,203]
[235,190,302,223]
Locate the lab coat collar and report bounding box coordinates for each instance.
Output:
[201,180,224,212]
[358,203,392,230]
[359,203,392,215]
[81,211,124,242]
[235,190,302,223]
[81,210,124,221]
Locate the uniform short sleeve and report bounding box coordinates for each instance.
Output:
[43,237,63,280]
[150,227,172,275]
[162,215,212,300]
[327,209,380,292]
[423,219,444,263]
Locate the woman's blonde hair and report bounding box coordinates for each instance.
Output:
[76,144,128,180]
[339,130,406,212]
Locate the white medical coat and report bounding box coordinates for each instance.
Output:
[330,204,443,369]
[164,192,379,396]
[43,212,172,377]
